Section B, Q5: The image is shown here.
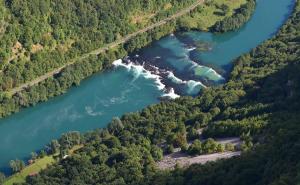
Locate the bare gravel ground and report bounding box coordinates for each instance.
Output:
[157,151,241,170]
[157,137,242,170]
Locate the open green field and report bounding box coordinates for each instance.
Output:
[179,0,247,30]
[4,156,55,185]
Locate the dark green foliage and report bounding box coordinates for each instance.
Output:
[211,0,256,32]
[58,131,81,150]
[0,0,255,118]
[49,140,60,154]
[239,132,253,152]
[0,0,196,92]
[0,22,180,118]
[187,138,223,155]
[201,138,220,154]
[151,113,300,185]
[38,150,47,158]
[9,159,25,174]
[225,143,235,151]
[187,139,202,155]
[4,0,300,184]
[108,117,124,135]
[187,127,199,140]
[0,172,5,184]
[151,145,163,161]
[165,144,175,155]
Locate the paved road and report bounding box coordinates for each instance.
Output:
[8,0,205,95]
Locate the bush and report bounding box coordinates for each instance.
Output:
[188,139,202,155]
[202,138,217,154]
[151,145,164,161]
[225,143,235,151]
[165,144,174,154]
[187,127,200,140]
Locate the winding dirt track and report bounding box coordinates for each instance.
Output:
[8,0,205,95]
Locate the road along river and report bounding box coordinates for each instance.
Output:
[0,0,294,175]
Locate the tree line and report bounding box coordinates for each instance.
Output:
[0,0,255,118]
[211,0,256,32]
[0,0,196,91]
[1,0,297,183]
[13,1,300,183]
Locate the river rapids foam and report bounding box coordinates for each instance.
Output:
[112,58,212,99]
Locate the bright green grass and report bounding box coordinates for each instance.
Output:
[4,156,55,185]
[179,0,247,30]
[4,145,83,185]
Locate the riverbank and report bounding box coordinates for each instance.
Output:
[0,0,250,118]
[4,145,83,185]
[0,0,297,183]
[2,0,290,178]
[6,0,206,96]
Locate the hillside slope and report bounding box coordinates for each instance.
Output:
[21,1,300,185]
[0,0,248,118]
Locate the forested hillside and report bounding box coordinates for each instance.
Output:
[18,1,300,184]
[0,0,194,90]
[211,0,255,32]
[0,0,247,118]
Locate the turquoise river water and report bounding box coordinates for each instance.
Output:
[0,0,294,174]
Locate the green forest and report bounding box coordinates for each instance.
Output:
[0,0,195,90]
[0,0,247,118]
[1,0,297,184]
[1,0,300,184]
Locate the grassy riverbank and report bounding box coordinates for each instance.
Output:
[4,145,83,185]
[178,0,247,30]
[4,156,55,185]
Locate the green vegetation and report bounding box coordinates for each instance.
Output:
[2,0,298,184]
[9,160,25,174]
[12,1,300,183]
[4,142,84,185]
[187,138,226,155]
[177,0,247,31]
[211,0,256,32]
[4,156,55,185]
[0,0,249,118]
[0,172,5,184]
[0,0,196,91]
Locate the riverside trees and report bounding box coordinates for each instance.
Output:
[211,0,256,32]
[0,0,196,92]
[9,159,25,173]
[20,0,300,184]
[0,0,249,119]
[0,172,5,184]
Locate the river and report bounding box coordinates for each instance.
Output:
[0,0,294,174]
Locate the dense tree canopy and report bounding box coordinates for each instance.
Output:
[12,0,300,184]
[0,0,250,118]
[0,0,197,91]
[211,0,255,32]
